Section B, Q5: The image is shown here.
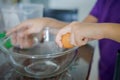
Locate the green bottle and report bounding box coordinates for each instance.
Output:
[0,32,6,39]
[0,32,13,49]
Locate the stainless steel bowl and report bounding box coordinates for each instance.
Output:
[0,27,78,78]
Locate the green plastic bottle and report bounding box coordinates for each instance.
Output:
[0,32,6,39]
[0,32,13,49]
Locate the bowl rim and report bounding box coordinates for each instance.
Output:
[11,46,78,58]
[1,36,78,58]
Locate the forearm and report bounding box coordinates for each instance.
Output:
[83,15,98,23]
[99,23,120,42]
[83,15,120,42]
[40,15,97,28]
[39,17,68,29]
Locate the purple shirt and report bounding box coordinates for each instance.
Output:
[90,0,120,80]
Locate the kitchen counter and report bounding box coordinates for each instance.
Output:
[0,44,94,80]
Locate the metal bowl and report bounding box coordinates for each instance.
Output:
[0,27,78,78]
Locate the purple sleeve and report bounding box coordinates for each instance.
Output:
[90,0,101,19]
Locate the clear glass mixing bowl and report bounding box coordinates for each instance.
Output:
[0,27,78,78]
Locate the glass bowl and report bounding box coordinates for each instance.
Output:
[0,27,78,78]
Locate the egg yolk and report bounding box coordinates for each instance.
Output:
[61,33,74,48]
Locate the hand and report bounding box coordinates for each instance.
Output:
[56,22,104,48]
[7,18,67,48]
[7,18,45,48]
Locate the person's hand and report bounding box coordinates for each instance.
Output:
[7,18,67,48]
[56,22,104,48]
[7,18,68,48]
[7,18,46,48]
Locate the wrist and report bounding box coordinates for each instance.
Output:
[89,23,106,40]
[98,23,114,39]
[39,17,68,28]
[38,17,52,27]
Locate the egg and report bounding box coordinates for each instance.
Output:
[61,33,74,48]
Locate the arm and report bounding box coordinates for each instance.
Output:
[99,23,120,42]
[82,14,120,42]
[83,15,98,23]
[56,22,120,48]
[38,17,68,29]
[7,17,68,35]
[43,14,98,27]
[7,17,69,48]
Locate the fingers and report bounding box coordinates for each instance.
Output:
[70,32,88,47]
[55,26,89,48]
[6,19,45,49]
[79,37,88,46]
[70,32,77,46]
[9,24,35,48]
[74,34,88,46]
[23,26,43,36]
[6,23,32,36]
[17,32,25,48]
[11,32,17,46]
[23,35,34,48]
[15,33,34,49]
[55,33,63,48]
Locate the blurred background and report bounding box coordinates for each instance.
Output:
[0,0,97,24]
[0,0,97,31]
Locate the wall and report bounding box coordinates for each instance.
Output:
[49,0,97,21]
[25,0,97,21]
